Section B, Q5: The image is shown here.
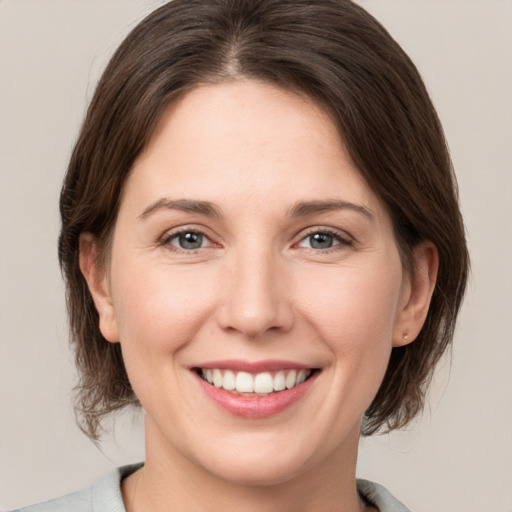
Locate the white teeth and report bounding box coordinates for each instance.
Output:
[200,368,312,394]
[274,371,286,391]
[235,372,254,392]
[213,369,223,388]
[222,370,236,390]
[285,369,297,389]
[254,372,274,393]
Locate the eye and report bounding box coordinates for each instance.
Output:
[165,230,209,250]
[296,230,351,250]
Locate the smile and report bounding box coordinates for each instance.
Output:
[199,368,313,395]
[192,361,320,418]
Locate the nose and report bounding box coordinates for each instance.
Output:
[215,249,294,339]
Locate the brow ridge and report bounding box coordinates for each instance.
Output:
[139,198,222,219]
[288,199,374,220]
[139,198,373,221]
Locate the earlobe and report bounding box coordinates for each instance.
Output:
[393,241,439,347]
[79,233,119,343]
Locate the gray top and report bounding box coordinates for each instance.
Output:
[11,465,411,512]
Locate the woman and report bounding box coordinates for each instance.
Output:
[15,1,468,511]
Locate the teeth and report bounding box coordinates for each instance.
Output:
[223,370,236,390]
[285,370,297,389]
[254,372,273,393]
[213,369,223,388]
[297,369,307,385]
[274,371,286,391]
[200,368,312,394]
[235,371,254,393]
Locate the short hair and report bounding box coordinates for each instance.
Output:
[58,0,469,440]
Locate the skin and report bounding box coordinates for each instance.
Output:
[80,80,438,512]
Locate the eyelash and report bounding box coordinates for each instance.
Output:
[159,226,353,254]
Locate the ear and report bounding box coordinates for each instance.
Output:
[79,233,119,343]
[393,241,439,347]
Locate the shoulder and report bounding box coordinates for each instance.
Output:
[8,464,142,512]
[8,487,92,512]
[357,479,411,512]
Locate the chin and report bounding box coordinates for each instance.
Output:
[187,425,347,488]
[202,450,313,487]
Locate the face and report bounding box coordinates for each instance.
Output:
[85,80,418,486]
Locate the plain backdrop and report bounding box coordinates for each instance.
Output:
[1,1,511,511]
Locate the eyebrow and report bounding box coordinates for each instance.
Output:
[288,200,374,220]
[139,198,222,219]
[139,198,373,221]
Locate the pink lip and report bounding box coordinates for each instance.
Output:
[192,359,312,373]
[193,367,319,419]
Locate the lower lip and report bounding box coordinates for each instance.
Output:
[195,371,318,418]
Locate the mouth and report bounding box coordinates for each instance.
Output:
[195,368,317,396]
[191,362,320,418]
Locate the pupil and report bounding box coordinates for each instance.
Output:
[180,232,202,249]
[311,233,333,249]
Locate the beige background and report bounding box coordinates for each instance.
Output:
[1,1,511,510]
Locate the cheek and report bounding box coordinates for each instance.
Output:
[110,262,218,358]
[295,260,403,359]
[294,261,404,424]
[108,263,222,409]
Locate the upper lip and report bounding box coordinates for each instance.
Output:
[191,359,314,373]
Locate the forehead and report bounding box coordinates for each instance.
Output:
[124,80,385,221]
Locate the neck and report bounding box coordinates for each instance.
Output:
[123,417,367,512]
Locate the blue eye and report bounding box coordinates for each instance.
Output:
[168,231,206,250]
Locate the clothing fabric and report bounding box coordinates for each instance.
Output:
[11,464,411,512]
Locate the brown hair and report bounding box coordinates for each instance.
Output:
[58,0,469,440]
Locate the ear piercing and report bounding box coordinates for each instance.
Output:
[403,332,410,342]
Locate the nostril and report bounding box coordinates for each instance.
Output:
[215,301,294,338]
